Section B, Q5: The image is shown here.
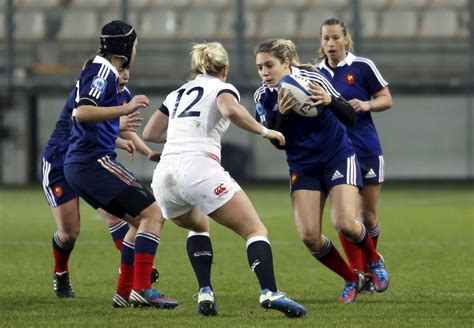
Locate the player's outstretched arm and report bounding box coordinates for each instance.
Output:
[120,130,160,161]
[115,137,136,160]
[217,92,285,147]
[75,95,149,124]
[143,108,168,144]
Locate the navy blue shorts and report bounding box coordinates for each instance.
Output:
[289,154,362,194]
[359,155,384,185]
[41,158,78,207]
[64,155,155,218]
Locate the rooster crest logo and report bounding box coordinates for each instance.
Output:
[53,185,63,198]
[345,73,356,85]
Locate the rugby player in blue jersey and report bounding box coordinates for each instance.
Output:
[62,20,177,309]
[254,39,389,303]
[316,18,393,287]
[42,63,160,299]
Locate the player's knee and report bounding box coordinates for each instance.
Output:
[359,210,377,225]
[334,220,357,238]
[57,230,79,246]
[300,232,324,251]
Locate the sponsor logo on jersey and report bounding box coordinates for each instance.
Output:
[365,168,377,179]
[91,75,107,92]
[53,184,63,198]
[331,170,344,181]
[345,73,356,85]
[214,183,227,197]
[290,172,298,185]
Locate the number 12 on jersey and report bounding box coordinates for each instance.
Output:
[170,86,204,119]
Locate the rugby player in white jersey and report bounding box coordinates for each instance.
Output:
[143,42,306,318]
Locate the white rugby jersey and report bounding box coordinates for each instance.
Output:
[159,75,240,159]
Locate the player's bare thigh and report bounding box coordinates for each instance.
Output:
[51,197,80,243]
[173,208,210,233]
[291,189,326,249]
[209,190,267,240]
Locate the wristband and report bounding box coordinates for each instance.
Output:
[260,126,268,137]
[368,101,374,112]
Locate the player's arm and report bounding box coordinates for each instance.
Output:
[75,95,149,123]
[143,105,169,144]
[115,137,136,160]
[328,96,356,127]
[119,131,161,162]
[217,92,285,147]
[309,81,356,127]
[348,87,393,113]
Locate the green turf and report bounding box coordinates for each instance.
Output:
[0,184,473,327]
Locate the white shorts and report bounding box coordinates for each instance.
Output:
[151,153,241,220]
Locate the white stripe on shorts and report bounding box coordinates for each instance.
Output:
[346,154,356,185]
[42,158,57,207]
[379,155,385,183]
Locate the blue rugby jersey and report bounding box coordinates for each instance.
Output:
[42,89,76,169]
[118,86,132,105]
[65,56,120,164]
[317,52,388,158]
[254,66,355,171]
[43,84,132,170]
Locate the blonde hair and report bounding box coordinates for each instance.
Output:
[253,38,313,69]
[317,18,354,61]
[190,42,229,77]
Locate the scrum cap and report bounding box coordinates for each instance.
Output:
[100,20,137,68]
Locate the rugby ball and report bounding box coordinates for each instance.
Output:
[280,74,318,117]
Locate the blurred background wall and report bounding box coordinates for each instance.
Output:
[0,0,472,184]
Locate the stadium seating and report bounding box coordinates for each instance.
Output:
[430,0,468,8]
[299,9,339,38]
[245,0,270,9]
[70,0,109,8]
[219,11,258,39]
[192,0,231,8]
[358,0,389,9]
[342,9,378,38]
[419,8,459,38]
[140,10,178,39]
[390,0,429,8]
[108,0,150,8]
[379,9,418,37]
[259,9,298,38]
[148,0,190,8]
[313,0,349,8]
[100,11,139,33]
[14,11,46,40]
[2,0,469,83]
[57,10,97,40]
[15,0,60,7]
[272,0,309,8]
[0,13,3,39]
[180,10,218,38]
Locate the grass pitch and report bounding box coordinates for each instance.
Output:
[0,183,472,327]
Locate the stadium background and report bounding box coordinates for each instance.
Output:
[0,0,472,185]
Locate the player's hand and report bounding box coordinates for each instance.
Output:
[277,88,297,115]
[124,95,150,115]
[264,129,286,147]
[308,82,331,107]
[115,138,137,160]
[119,111,143,132]
[348,99,370,112]
[147,150,161,163]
